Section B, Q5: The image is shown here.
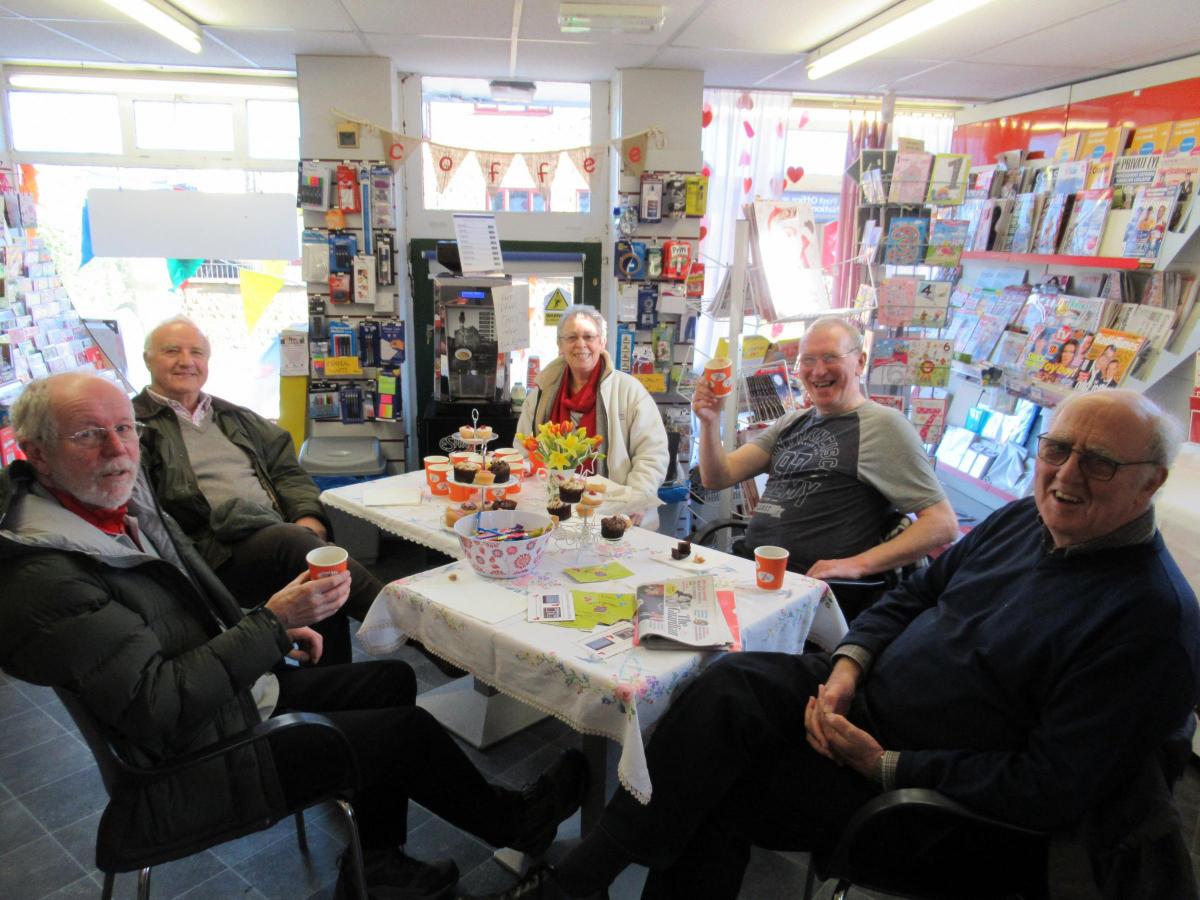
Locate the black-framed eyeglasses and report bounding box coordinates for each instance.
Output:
[1036,433,1158,481]
[62,422,145,449]
[799,346,861,368]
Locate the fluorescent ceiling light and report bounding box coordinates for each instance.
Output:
[100,0,203,54]
[8,73,296,100]
[559,3,665,34]
[806,0,997,81]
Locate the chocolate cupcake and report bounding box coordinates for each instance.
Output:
[547,500,572,521]
[557,478,585,503]
[600,515,629,540]
[671,540,692,561]
[488,498,518,511]
[453,461,479,483]
[487,458,511,483]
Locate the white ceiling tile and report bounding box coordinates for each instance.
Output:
[343,0,516,38]
[363,33,511,78]
[512,39,659,81]
[517,0,706,44]
[1108,39,1200,71]
[209,27,368,68]
[894,60,1111,100]
[674,0,894,54]
[761,56,949,95]
[0,0,125,19]
[32,20,248,66]
[652,46,799,88]
[0,18,121,62]
[175,0,355,31]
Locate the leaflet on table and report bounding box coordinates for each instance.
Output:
[633,576,736,651]
[528,591,577,623]
[576,622,637,659]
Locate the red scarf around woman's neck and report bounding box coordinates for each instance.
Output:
[549,357,605,473]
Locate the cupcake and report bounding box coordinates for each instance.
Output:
[458,425,475,440]
[585,478,607,494]
[601,515,630,540]
[488,498,517,511]
[547,500,572,522]
[576,503,594,519]
[557,477,585,503]
[487,458,511,484]
[453,461,479,483]
[475,425,493,440]
[579,490,604,507]
[444,502,477,527]
[473,470,495,485]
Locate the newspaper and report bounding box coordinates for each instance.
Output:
[633,575,736,650]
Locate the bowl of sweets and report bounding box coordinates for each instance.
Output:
[453,509,556,579]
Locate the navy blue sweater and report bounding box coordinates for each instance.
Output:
[843,497,1200,831]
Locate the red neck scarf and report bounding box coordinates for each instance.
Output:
[549,358,605,474]
[48,487,129,537]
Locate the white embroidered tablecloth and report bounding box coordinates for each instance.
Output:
[356,524,844,804]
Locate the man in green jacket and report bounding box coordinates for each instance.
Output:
[134,316,380,666]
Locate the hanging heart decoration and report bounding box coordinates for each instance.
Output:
[742,177,753,194]
[702,163,712,178]
[797,112,810,128]
[738,150,752,167]
[776,121,785,138]
[702,103,713,128]
[787,165,805,184]
[743,121,755,139]
[736,92,754,110]
[699,224,708,241]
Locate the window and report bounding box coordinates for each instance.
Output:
[247,100,300,159]
[9,92,122,154]
[134,100,235,151]
[422,77,591,213]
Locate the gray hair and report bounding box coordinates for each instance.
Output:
[557,305,607,344]
[11,372,124,446]
[1053,389,1183,468]
[804,316,863,350]
[144,315,210,354]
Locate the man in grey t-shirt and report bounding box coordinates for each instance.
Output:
[692,318,957,580]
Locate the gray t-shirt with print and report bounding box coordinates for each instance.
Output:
[742,401,945,571]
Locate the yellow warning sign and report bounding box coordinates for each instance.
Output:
[543,288,571,325]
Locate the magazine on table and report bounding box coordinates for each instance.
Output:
[633,575,737,651]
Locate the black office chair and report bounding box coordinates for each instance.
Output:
[54,688,369,900]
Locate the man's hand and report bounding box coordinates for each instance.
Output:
[804,659,862,760]
[286,627,323,665]
[265,570,350,628]
[690,379,725,425]
[294,516,328,541]
[628,511,645,526]
[807,556,871,581]
[819,708,885,780]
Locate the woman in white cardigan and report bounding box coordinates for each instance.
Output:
[516,305,669,527]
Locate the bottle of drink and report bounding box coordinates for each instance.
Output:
[511,382,527,410]
[526,355,540,386]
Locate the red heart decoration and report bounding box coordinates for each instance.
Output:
[797,112,810,129]
[742,177,753,194]
[776,121,785,138]
[736,92,754,111]
[743,120,755,139]
[699,225,708,241]
[787,165,804,183]
[738,150,751,166]
[702,163,712,178]
[701,104,713,128]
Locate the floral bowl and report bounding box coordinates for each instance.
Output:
[453,509,556,579]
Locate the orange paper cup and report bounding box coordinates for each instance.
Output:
[449,451,473,465]
[447,480,480,503]
[427,463,452,495]
[306,545,348,578]
[754,546,789,590]
[704,357,734,397]
[423,454,449,472]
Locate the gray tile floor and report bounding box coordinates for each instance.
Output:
[2,535,1198,899]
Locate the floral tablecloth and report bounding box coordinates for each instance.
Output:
[357,525,844,804]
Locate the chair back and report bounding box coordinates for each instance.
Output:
[53,687,132,798]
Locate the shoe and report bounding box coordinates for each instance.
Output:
[335,848,459,899]
[509,750,588,855]
[456,864,608,900]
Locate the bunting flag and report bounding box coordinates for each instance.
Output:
[167,258,203,290]
[429,143,471,194]
[620,132,649,177]
[239,268,284,332]
[79,200,94,268]
[566,146,598,187]
[476,149,516,189]
[523,151,561,202]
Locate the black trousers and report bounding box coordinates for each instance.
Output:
[270,660,521,851]
[216,523,383,666]
[594,652,882,899]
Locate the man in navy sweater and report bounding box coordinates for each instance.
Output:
[472,389,1200,899]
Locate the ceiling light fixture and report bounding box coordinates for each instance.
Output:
[806,0,996,81]
[8,73,296,100]
[100,0,203,54]
[558,3,665,34]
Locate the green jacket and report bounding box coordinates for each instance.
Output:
[0,461,293,869]
[133,389,327,571]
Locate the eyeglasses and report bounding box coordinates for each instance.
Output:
[63,422,145,449]
[799,347,861,368]
[1035,434,1158,482]
[559,333,602,344]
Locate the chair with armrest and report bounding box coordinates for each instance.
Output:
[54,688,369,900]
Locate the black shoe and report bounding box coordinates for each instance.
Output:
[509,750,588,855]
[456,864,608,900]
[336,848,459,899]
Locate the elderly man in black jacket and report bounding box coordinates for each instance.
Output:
[0,373,585,899]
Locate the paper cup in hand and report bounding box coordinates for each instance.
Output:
[754,546,789,590]
[306,546,348,578]
[704,357,734,397]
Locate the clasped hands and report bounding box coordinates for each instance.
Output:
[804,662,886,780]
[264,568,352,666]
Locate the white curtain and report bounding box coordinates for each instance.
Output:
[695,89,794,362]
[893,112,955,154]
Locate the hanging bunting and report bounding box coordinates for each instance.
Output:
[476,149,516,189]
[429,143,470,194]
[239,268,284,332]
[79,200,94,268]
[566,146,598,187]
[620,132,649,178]
[523,151,560,202]
[387,137,413,165]
[167,258,203,290]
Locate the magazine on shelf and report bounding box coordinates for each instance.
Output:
[1078,126,1131,162]
[1074,328,1148,390]
[1006,193,1046,254]
[1122,184,1181,264]
[1151,150,1200,231]
[1032,193,1073,255]
[925,218,970,266]
[1086,156,1115,190]
[966,165,999,199]
[889,151,934,204]
[632,576,737,651]
[1058,188,1113,256]
[1129,121,1174,156]
[1054,160,1090,195]
[1112,155,1162,209]
[1166,118,1200,154]
[1054,133,1083,164]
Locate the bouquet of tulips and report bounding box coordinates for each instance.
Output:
[516,420,604,472]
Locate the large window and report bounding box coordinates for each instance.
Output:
[422,77,591,213]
